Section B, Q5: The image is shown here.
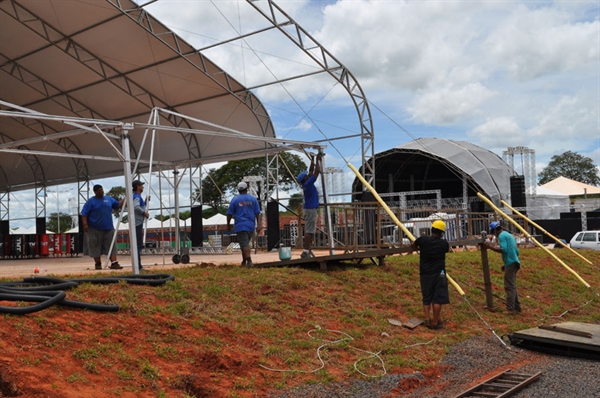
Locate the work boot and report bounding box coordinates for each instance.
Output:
[95,261,102,270]
[110,262,123,270]
[300,251,310,259]
[426,322,444,330]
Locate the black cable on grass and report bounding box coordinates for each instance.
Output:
[0,274,175,315]
[72,273,175,286]
[0,291,66,315]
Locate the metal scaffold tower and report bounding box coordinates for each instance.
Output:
[503,146,536,196]
[323,167,345,202]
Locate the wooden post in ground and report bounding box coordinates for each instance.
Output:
[479,231,495,311]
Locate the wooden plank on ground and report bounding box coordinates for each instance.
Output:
[403,318,424,329]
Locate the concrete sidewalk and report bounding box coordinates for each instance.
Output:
[0,248,330,279]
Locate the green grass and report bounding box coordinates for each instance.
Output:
[0,248,599,397]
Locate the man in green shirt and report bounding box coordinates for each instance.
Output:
[486,221,522,314]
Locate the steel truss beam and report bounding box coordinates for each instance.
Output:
[106,0,275,155]
[246,0,376,186]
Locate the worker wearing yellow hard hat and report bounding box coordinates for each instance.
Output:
[410,219,450,330]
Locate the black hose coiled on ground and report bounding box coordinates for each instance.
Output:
[0,273,175,315]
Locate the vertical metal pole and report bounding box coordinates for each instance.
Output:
[158,171,166,264]
[173,168,180,256]
[57,189,60,233]
[122,126,140,274]
[318,151,335,255]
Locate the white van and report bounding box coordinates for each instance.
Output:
[570,231,600,251]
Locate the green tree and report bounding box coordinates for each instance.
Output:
[106,186,126,200]
[154,214,171,222]
[198,168,227,211]
[106,186,126,219]
[538,151,600,185]
[202,206,228,219]
[288,193,304,214]
[179,210,191,240]
[46,212,74,234]
[194,153,307,206]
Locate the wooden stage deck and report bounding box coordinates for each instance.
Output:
[255,238,483,270]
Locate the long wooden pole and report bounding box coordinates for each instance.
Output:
[348,163,465,295]
[477,193,590,288]
[500,200,592,265]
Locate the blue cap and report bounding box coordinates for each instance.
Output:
[297,171,308,183]
[489,221,501,232]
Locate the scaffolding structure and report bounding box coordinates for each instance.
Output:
[323,167,345,202]
[503,146,536,196]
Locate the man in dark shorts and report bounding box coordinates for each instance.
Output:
[81,184,124,270]
[486,221,522,314]
[410,220,450,330]
[227,181,261,267]
[297,152,322,258]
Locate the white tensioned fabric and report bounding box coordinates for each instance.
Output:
[0,0,277,192]
[395,138,515,205]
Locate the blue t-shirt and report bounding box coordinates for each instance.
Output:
[133,193,147,227]
[301,176,319,209]
[81,196,120,230]
[227,193,260,233]
[498,231,520,267]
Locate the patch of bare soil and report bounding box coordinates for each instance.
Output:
[0,249,598,397]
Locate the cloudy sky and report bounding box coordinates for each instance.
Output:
[142,0,600,176]
[8,0,600,228]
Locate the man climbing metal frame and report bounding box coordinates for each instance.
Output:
[297,151,323,258]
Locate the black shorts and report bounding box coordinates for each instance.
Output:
[420,272,450,306]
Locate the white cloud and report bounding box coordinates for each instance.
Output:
[469,117,524,149]
[296,119,312,132]
[485,5,599,81]
[409,83,497,125]
[140,0,599,169]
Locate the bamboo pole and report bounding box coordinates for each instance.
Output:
[477,193,590,288]
[348,163,465,295]
[500,200,592,265]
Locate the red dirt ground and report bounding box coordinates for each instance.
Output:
[0,249,595,397]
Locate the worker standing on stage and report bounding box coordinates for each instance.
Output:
[297,152,322,258]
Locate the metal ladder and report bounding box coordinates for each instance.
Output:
[452,369,542,398]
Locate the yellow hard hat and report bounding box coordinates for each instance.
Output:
[432,220,446,232]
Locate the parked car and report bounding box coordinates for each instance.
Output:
[570,231,600,251]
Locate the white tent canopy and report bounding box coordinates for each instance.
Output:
[541,177,600,196]
[204,213,228,226]
[0,0,324,193]
[9,226,54,235]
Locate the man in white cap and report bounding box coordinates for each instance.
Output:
[227,181,261,267]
